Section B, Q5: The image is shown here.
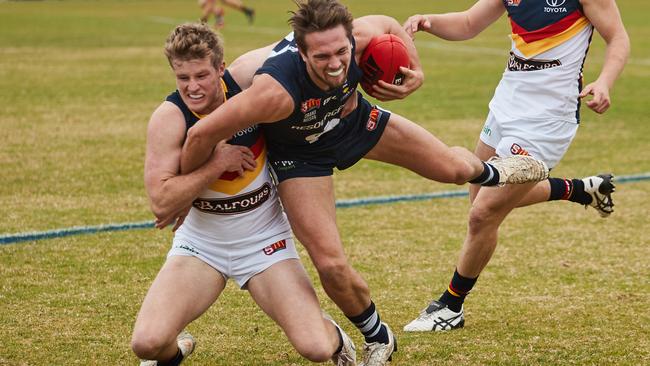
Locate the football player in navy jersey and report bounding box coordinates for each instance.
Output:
[132,23,357,366]
[180,2,549,364]
[402,0,629,332]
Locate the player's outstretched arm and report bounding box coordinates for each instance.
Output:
[579,0,630,114]
[145,103,255,229]
[353,15,423,100]
[181,74,294,175]
[403,0,504,40]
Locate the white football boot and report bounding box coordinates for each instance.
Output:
[403,300,464,332]
[326,317,357,366]
[488,155,549,186]
[321,311,357,366]
[582,174,615,217]
[359,323,396,366]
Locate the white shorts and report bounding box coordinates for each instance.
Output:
[479,111,579,169]
[168,232,299,288]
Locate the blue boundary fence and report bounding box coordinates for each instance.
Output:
[2,172,649,245]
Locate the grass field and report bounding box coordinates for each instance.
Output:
[1,0,649,364]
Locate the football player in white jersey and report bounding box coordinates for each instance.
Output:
[402,0,629,332]
[131,23,356,365]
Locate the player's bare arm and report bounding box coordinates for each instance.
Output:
[145,102,255,228]
[353,15,424,100]
[403,0,505,40]
[579,0,630,114]
[181,74,294,174]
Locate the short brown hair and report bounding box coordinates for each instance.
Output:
[164,23,224,69]
[288,0,354,52]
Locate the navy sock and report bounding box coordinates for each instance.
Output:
[158,348,184,366]
[333,326,343,354]
[548,177,571,200]
[347,301,389,344]
[438,269,478,313]
[469,162,501,186]
[548,178,592,204]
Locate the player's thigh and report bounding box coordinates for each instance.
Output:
[134,255,226,336]
[472,182,537,222]
[364,113,468,181]
[247,259,332,344]
[278,177,346,265]
[474,139,497,161]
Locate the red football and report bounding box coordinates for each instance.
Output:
[359,34,410,96]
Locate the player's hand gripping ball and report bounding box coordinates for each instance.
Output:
[359,34,410,97]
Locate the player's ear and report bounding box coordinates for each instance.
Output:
[298,47,308,63]
[218,61,226,76]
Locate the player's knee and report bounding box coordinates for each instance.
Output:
[316,259,365,291]
[434,159,475,185]
[452,160,477,185]
[316,259,350,282]
[294,339,334,362]
[130,331,168,360]
[467,205,499,234]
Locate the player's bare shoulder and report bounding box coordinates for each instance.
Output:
[147,101,187,143]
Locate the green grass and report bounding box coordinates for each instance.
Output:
[1,0,649,364]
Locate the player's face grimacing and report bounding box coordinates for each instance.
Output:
[301,25,352,91]
[172,56,225,115]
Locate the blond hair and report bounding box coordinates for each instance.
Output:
[164,23,224,68]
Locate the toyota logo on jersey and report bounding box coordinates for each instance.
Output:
[546,0,566,7]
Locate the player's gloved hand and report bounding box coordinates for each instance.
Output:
[371,66,424,101]
[403,14,432,39]
[579,79,611,114]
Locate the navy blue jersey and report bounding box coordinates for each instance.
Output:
[255,32,364,157]
[503,0,583,31]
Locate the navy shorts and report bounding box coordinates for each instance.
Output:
[268,96,391,183]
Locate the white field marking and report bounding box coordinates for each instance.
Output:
[146,16,286,36]
[147,16,193,25]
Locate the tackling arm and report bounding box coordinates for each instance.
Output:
[145,102,256,228]
[181,74,294,175]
